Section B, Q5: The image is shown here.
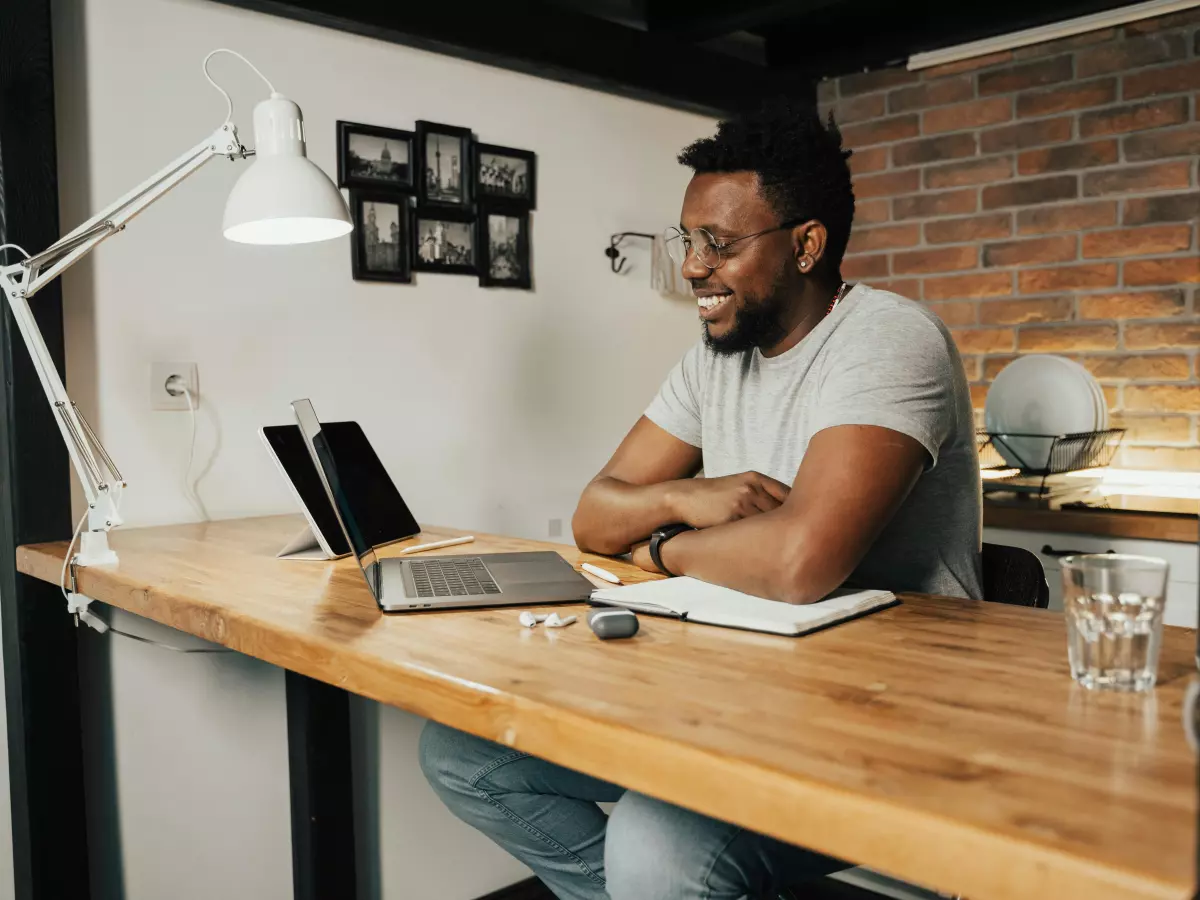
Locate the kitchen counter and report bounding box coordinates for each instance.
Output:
[984,493,1198,543]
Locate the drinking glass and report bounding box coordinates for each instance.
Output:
[1061,554,1169,692]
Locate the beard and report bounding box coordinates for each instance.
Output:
[702,281,790,356]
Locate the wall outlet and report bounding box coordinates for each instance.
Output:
[548,518,563,538]
[151,362,199,411]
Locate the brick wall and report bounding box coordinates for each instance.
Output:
[820,8,1200,471]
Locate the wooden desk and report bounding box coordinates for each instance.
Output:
[17,515,1197,900]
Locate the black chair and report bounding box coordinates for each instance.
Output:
[980,542,1050,609]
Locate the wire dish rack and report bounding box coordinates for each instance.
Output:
[977,429,1126,496]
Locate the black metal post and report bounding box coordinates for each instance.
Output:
[0,0,92,897]
[285,670,357,900]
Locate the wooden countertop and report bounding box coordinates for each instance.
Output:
[984,500,1199,543]
[17,516,1198,900]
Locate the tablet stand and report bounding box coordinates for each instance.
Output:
[276,523,340,560]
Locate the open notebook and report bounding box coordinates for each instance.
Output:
[589,577,897,636]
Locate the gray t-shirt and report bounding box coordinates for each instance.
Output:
[645,283,982,600]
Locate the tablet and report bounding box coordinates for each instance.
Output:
[260,422,420,559]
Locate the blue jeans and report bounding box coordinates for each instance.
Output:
[419,722,843,900]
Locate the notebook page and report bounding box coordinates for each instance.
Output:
[686,587,895,634]
[589,576,701,616]
[591,578,894,634]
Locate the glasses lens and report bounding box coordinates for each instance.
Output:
[664,227,720,268]
[664,227,687,265]
[690,228,720,269]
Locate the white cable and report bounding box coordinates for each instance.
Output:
[104,628,230,654]
[0,244,31,260]
[180,385,209,522]
[60,510,90,602]
[202,49,277,125]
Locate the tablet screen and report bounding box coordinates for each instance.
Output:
[262,422,419,556]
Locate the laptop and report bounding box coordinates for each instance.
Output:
[292,399,593,612]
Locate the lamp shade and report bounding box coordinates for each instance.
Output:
[223,94,352,245]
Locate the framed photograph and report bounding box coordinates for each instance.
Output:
[338,121,414,191]
[474,143,536,209]
[413,207,477,275]
[349,191,412,283]
[415,121,472,208]
[477,209,531,289]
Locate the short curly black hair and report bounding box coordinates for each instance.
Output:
[678,97,855,273]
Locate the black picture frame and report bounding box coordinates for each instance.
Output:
[337,121,415,191]
[349,190,413,283]
[415,120,473,208]
[473,143,536,210]
[412,206,478,275]
[477,208,532,289]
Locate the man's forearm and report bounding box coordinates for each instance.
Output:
[572,477,687,556]
[657,510,844,605]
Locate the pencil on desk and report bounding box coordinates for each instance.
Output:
[399,536,475,555]
[582,562,622,585]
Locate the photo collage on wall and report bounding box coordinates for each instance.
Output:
[338,120,535,289]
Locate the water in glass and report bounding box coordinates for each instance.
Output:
[1061,554,1169,692]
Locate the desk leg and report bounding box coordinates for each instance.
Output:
[285,671,357,900]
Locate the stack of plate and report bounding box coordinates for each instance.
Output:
[984,355,1108,471]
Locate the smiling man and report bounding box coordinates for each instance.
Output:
[420,99,982,900]
[571,100,982,606]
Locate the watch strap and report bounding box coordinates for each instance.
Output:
[649,523,692,576]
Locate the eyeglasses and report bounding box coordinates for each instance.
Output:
[664,218,806,270]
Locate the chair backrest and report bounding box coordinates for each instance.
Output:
[981,542,1049,609]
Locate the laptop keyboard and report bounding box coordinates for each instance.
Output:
[408,557,501,598]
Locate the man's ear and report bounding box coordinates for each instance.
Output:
[791,220,829,274]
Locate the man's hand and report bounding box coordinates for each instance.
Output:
[670,472,790,529]
[630,540,656,573]
[571,417,703,556]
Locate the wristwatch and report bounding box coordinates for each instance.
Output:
[649,523,694,576]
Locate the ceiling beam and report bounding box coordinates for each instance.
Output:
[211,0,798,117]
[763,0,1142,78]
[644,0,844,42]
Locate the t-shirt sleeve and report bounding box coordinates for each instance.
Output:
[644,342,707,448]
[810,311,958,468]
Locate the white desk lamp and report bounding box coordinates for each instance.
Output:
[0,49,352,569]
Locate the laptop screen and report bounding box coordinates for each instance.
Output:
[292,398,389,599]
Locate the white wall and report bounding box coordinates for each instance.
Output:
[52,0,710,896]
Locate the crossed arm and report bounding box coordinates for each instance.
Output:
[572,416,929,604]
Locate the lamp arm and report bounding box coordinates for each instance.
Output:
[0,122,249,566]
[22,123,248,298]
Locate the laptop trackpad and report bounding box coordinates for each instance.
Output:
[488,561,569,585]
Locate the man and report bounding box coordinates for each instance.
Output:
[421,98,981,900]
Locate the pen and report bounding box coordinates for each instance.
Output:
[399,536,475,555]
[581,562,622,585]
